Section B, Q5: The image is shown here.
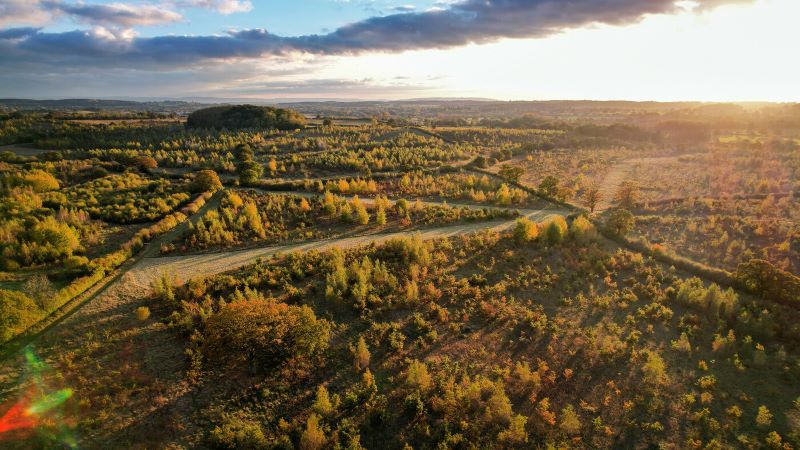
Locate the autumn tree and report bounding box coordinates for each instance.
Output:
[559,405,582,435]
[513,217,539,243]
[237,160,263,186]
[583,186,602,213]
[376,204,387,225]
[543,216,568,245]
[756,405,773,428]
[313,385,335,417]
[605,208,635,237]
[192,169,222,192]
[351,336,371,372]
[135,155,158,171]
[299,414,326,450]
[499,165,525,183]
[642,350,666,385]
[22,274,56,311]
[203,299,330,373]
[406,360,431,392]
[538,175,559,198]
[614,181,639,209]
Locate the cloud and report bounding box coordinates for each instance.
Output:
[172,0,253,14]
[0,0,54,27]
[45,1,183,27]
[1,1,183,29]
[391,5,417,12]
[0,0,752,68]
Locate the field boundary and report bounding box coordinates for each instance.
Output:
[0,190,221,358]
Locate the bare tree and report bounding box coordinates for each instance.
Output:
[583,186,603,213]
[614,181,640,209]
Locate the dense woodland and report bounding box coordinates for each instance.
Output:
[0,102,798,449]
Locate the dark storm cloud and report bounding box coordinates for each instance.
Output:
[0,27,40,40]
[0,0,750,68]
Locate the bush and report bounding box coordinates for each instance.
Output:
[238,161,264,186]
[559,405,582,435]
[203,299,330,372]
[674,277,738,320]
[209,415,268,449]
[513,217,539,243]
[0,290,43,343]
[569,215,596,242]
[136,306,151,321]
[736,259,800,307]
[299,414,326,450]
[406,360,431,392]
[193,169,223,193]
[605,208,635,237]
[22,170,60,192]
[543,216,568,244]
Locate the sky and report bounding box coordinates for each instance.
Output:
[0,0,798,102]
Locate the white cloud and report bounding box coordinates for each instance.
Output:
[0,0,55,27]
[173,0,253,14]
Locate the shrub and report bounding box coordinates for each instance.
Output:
[380,235,431,267]
[406,360,431,392]
[756,405,773,428]
[543,216,568,244]
[513,217,539,243]
[136,306,151,321]
[299,414,326,450]
[605,208,635,237]
[313,385,334,417]
[674,278,738,321]
[736,259,800,307]
[209,415,268,449]
[135,156,158,171]
[641,350,666,385]
[0,290,42,343]
[237,161,264,186]
[569,215,596,242]
[203,299,330,372]
[559,405,582,435]
[352,336,370,372]
[193,169,223,192]
[22,170,60,192]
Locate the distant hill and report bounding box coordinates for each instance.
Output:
[0,98,204,113]
[186,104,306,130]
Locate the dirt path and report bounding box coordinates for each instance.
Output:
[130,205,562,290]
[0,143,54,157]
[0,197,564,447]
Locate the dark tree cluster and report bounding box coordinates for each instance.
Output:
[186,105,306,131]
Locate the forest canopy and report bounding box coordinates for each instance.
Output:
[185,105,306,131]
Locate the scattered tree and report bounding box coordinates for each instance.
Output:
[605,208,635,237]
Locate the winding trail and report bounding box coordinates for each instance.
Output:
[129,204,561,292]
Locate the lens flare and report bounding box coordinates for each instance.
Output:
[0,347,78,448]
[25,389,73,416]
